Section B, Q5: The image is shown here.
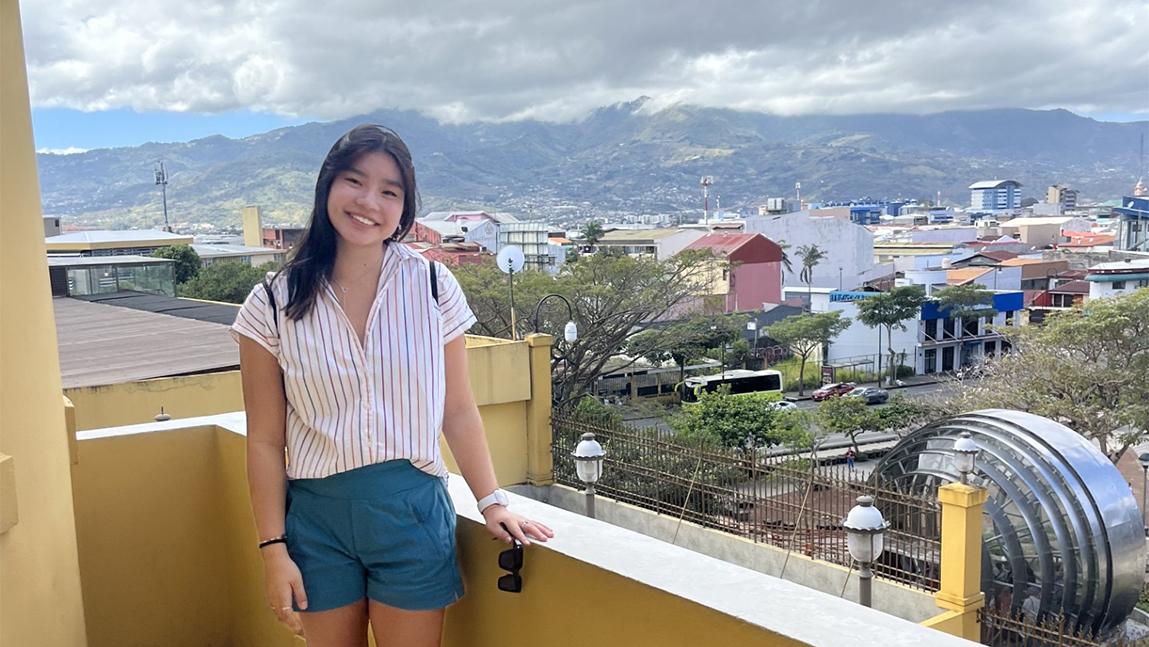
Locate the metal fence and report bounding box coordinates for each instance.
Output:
[552,411,942,592]
[979,607,1143,647]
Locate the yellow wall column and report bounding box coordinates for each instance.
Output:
[0,0,89,643]
[524,334,554,485]
[242,205,263,247]
[926,482,987,641]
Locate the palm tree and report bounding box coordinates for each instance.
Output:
[797,244,826,311]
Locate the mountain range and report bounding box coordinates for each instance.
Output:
[35,99,1147,230]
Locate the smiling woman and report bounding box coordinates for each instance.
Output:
[231,124,554,645]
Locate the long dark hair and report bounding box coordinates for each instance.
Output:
[279,124,420,320]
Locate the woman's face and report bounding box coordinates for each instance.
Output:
[326,151,405,250]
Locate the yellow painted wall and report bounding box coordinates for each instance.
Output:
[242,206,263,247]
[65,372,246,431]
[73,425,807,647]
[0,0,89,643]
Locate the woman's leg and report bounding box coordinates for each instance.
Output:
[368,600,445,647]
[299,599,369,647]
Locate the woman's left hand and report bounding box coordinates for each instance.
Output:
[481,505,554,545]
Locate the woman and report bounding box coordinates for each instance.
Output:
[232,124,553,646]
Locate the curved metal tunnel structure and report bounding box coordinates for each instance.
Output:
[874,409,1144,633]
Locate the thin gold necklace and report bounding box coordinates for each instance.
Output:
[331,257,383,299]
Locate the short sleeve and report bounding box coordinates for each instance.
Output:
[435,263,477,344]
[230,280,281,358]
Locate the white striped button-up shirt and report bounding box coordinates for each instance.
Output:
[231,242,477,480]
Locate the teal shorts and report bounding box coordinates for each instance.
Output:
[285,460,465,612]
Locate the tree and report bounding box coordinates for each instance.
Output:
[628,314,744,389]
[582,221,605,248]
[180,261,274,304]
[764,311,851,395]
[671,388,812,449]
[855,286,928,385]
[796,244,826,310]
[933,284,997,340]
[775,240,794,276]
[934,289,1149,463]
[815,396,876,453]
[455,250,713,405]
[152,245,201,285]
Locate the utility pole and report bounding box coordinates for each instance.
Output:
[700,176,713,226]
[154,161,171,232]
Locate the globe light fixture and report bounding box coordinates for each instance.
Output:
[572,432,605,518]
[843,495,887,608]
[953,431,979,484]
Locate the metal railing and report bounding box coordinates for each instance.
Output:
[553,411,941,592]
[978,607,1140,646]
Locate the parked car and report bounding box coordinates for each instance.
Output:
[811,382,856,402]
[767,400,798,412]
[847,386,889,405]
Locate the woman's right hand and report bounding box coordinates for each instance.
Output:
[263,546,308,635]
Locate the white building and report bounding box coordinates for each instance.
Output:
[595,228,706,260]
[1085,259,1149,299]
[801,286,1026,376]
[744,211,893,290]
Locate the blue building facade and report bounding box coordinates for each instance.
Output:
[969,180,1023,216]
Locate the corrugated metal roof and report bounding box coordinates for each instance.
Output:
[53,297,239,388]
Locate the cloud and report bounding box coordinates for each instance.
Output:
[20,0,1149,123]
[36,146,89,155]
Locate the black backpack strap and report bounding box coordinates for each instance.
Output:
[429,261,439,303]
[262,278,279,335]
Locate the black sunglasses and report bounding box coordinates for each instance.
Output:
[498,523,524,593]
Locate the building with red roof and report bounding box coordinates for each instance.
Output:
[682,233,784,313]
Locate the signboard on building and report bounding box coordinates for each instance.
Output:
[829,291,877,303]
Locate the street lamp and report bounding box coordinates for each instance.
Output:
[572,432,605,519]
[154,161,171,232]
[746,320,758,367]
[844,495,887,608]
[1138,453,1149,534]
[531,293,578,344]
[953,431,979,484]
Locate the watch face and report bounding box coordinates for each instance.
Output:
[495,490,509,506]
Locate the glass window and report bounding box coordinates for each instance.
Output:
[1112,281,1126,290]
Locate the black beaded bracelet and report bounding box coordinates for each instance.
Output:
[258,535,287,549]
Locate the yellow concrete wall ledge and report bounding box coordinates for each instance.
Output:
[72,415,981,647]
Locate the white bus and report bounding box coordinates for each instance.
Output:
[679,369,784,403]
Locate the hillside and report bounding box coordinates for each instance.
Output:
[36,100,1147,230]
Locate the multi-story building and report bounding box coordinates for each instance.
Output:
[1046,185,1079,211]
[1085,258,1149,299]
[807,288,1025,376]
[680,233,784,313]
[1113,196,1149,252]
[969,180,1022,216]
[744,211,893,291]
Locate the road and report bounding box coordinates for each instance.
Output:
[793,379,957,411]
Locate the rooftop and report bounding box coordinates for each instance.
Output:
[46,254,173,267]
[1088,258,1149,273]
[53,297,238,388]
[45,229,193,244]
[969,180,1022,189]
[75,290,241,325]
[599,228,688,242]
[190,243,283,258]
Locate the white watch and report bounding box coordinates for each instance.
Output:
[477,489,509,514]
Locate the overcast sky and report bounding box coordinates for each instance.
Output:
[23,0,1149,150]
